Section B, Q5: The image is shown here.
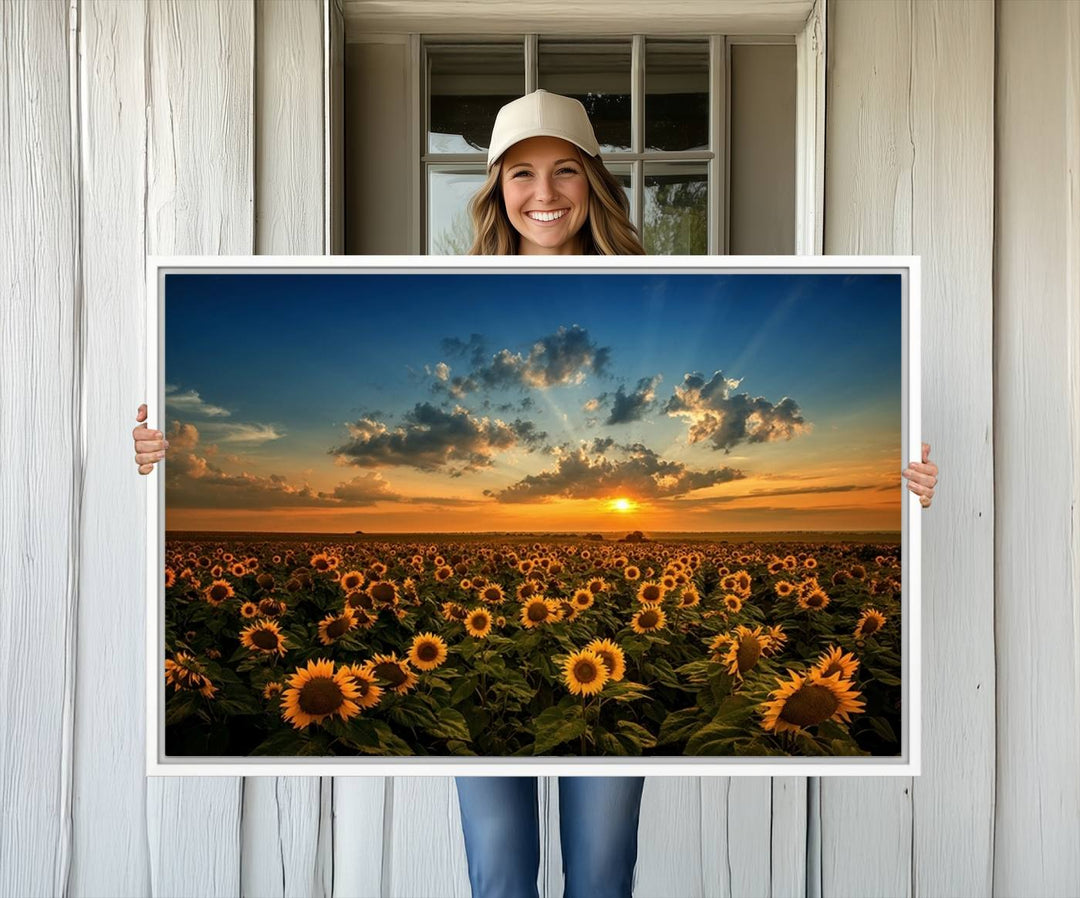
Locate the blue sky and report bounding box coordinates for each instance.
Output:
[163,271,902,532]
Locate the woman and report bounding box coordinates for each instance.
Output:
[451,90,649,898]
[131,90,939,898]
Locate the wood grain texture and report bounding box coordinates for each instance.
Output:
[144,2,254,895]
[243,3,328,896]
[822,2,915,895]
[385,777,471,897]
[0,2,77,897]
[255,0,324,256]
[332,778,387,896]
[70,2,153,897]
[908,2,995,896]
[994,1,1080,892]
[342,0,815,38]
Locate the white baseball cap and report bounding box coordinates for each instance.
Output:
[486,89,601,169]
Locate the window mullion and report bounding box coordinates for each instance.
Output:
[709,35,726,256]
[631,34,645,234]
[525,34,537,93]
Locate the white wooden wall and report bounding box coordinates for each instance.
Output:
[1,1,1078,896]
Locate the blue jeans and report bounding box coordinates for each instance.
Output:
[454,776,646,898]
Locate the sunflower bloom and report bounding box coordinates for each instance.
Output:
[520,597,558,629]
[282,658,361,729]
[362,653,419,695]
[366,580,399,606]
[723,625,771,678]
[240,619,288,657]
[636,581,665,605]
[631,603,666,634]
[164,652,218,698]
[341,664,383,709]
[797,587,831,611]
[317,608,356,645]
[759,669,865,735]
[203,579,234,606]
[854,608,887,639]
[584,638,625,682]
[479,582,505,605]
[409,632,449,671]
[571,589,594,610]
[465,608,493,638]
[774,580,795,598]
[339,570,365,592]
[562,649,608,696]
[812,644,859,680]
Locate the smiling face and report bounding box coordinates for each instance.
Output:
[499,136,591,255]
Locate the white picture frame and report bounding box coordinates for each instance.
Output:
[146,253,920,777]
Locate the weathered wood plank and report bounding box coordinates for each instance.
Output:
[145,1,254,894]
[254,0,324,256]
[995,1,1080,892]
[908,2,995,896]
[332,777,386,897]
[242,2,328,896]
[0,1,78,896]
[71,2,153,896]
[385,777,471,898]
[822,2,915,894]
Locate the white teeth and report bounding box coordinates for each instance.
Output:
[527,209,567,222]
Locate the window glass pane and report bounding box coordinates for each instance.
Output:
[538,40,631,153]
[645,40,709,152]
[428,167,487,254]
[643,163,707,254]
[428,44,524,154]
[603,162,634,220]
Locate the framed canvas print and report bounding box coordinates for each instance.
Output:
[145,255,921,777]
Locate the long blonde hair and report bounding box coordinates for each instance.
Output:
[467,150,645,255]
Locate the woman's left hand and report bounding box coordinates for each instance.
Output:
[902,442,938,509]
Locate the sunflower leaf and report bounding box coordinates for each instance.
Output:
[616,720,657,749]
[868,716,898,744]
[595,728,628,756]
[686,721,738,756]
[429,708,472,743]
[531,705,586,754]
[373,721,414,755]
[249,728,303,756]
[449,674,479,705]
[658,707,703,745]
[644,658,682,689]
[602,680,650,702]
[164,693,202,725]
[867,666,902,686]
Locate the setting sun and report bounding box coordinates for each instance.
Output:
[609,497,636,513]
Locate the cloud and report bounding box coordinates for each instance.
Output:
[486,440,744,503]
[665,484,867,507]
[664,371,811,452]
[198,422,284,444]
[434,325,610,397]
[329,402,547,475]
[165,384,231,417]
[441,333,488,367]
[591,374,662,425]
[164,421,398,509]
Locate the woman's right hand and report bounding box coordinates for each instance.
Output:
[133,403,169,474]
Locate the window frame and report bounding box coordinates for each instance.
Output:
[409,4,825,256]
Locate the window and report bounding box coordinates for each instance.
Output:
[421,35,795,256]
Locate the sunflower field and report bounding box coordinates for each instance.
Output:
[162,534,903,758]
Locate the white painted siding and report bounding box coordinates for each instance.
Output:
[1,2,1077,897]
[994,0,1080,893]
